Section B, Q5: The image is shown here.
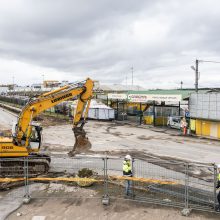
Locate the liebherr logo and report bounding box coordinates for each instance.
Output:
[51,93,72,103]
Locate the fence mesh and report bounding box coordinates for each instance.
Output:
[0,156,218,213]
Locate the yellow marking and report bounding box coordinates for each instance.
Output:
[0,177,100,183]
[0,176,178,185]
[109,176,178,185]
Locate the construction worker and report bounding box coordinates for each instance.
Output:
[123,154,132,196]
[216,164,220,211]
[180,117,188,135]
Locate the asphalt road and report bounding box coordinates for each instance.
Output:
[43,122,220,164]
[0,108,17,130]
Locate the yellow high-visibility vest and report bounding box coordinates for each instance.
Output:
[123,161,131,173]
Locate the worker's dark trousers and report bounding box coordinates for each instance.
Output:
[218,191,220,207]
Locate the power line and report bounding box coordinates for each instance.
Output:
[199,60,220,64]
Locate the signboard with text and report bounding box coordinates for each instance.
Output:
[107,93,127,100]
[127,94,182,103]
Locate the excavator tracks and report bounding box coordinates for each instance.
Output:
[0,155,50,177]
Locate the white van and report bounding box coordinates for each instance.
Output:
[167,116,182,129]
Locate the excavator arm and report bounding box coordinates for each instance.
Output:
[14,78,93,155]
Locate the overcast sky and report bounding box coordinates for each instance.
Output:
[0,0,220,89]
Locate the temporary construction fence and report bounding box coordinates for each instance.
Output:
[0,156,219,214]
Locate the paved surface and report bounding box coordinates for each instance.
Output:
[0,195,22,220]
[43,122,220,164]
[0,184,44,220]
[7,199,219,220]
[0,108,17,130]
[0,106,220,164]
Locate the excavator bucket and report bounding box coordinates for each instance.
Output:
[68,126,91,156]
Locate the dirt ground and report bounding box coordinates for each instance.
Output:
[5,184,220,220]
[35,113,71,127]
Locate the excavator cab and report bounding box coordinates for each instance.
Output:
[12,122,42,151]
[29,124,42,151]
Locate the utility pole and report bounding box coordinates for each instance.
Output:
[195,59,199,92]
[191,59,220,92]
[191,59,199,92]
[131,67,134,86]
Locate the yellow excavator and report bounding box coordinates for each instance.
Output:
[0,78,94,176]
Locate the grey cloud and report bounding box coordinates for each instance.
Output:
[0,0,220,88]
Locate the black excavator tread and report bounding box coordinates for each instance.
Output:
[0,155,50,177]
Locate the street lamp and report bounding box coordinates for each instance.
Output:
[191,66,196,71]
[180,81,183,89]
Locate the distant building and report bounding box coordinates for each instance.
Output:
[43,80,60,88]
[31,83,42,89]
[0,85,9,94]
[189,90,220,139]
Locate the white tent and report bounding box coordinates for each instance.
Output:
[71,100,115,120]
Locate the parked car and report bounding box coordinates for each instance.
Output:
[167,116,182,129]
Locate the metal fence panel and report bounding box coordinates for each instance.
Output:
[187,163,215,211]
[0,156,218,214]
[131,159,186,207]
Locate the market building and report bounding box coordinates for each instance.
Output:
[106,89,194,125]
[189,91,220,139]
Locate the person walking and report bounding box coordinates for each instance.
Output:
[216,164,220,211]
[123,154,132,196]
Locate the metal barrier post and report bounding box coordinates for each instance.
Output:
[23,157,31,204]
[102,156,110,205]
[213,164,217,211]
[131,158,135,199]
[181,163,191,216]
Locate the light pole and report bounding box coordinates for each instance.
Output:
[42,74,45,88]
[131,67,133,86]
[12,76,15,93]
[180,81,183,89]
[42,74,44,82]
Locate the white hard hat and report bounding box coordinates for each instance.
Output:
[125,155,132,160]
